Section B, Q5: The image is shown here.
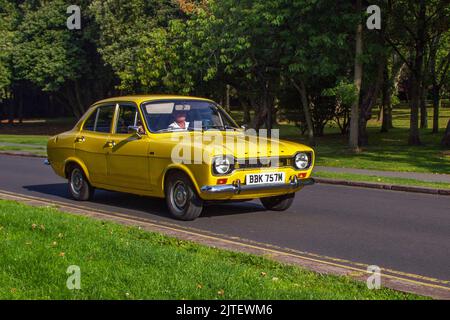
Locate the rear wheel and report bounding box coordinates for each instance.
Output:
[260,193,295,211]
[165,171,203,221]
[68,165,95,201]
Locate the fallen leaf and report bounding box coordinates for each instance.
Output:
[272,277,279,281]
[31,224,37,230]
[59,252,65,257]
[260,272,267,277]
[10,288,17,293]
[217,289,224,296]
[196,283,203,289]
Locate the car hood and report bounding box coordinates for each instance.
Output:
[166,131,313,160]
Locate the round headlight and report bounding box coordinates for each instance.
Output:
[214,156,232,174]
[294,153,309,169]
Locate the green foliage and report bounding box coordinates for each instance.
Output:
[13,0,84,91]
[89,0,182,92]
[0,0,17,99]
[323,81,358,108]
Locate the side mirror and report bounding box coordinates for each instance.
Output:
[128,125,142,138]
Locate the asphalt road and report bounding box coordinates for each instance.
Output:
[1,154,449,281]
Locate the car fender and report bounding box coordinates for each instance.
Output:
[64,157,91,182]
[161,163,202,196]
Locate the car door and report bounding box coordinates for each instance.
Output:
[106,102,151,191]
[74,104,115,185]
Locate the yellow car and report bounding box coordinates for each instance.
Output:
[47,95,315,220]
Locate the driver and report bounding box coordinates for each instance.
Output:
[168,110,189,130]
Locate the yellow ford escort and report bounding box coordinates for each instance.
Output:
[46,95,315,220]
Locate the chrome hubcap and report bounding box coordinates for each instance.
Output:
[172,181,188,209]
[70,168,83,194]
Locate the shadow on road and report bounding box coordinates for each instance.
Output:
[22,183,265,219]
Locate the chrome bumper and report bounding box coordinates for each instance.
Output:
[201,177,315,194]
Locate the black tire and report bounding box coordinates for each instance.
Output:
[68,165,95,201]
[164,171,203,221]
[260,193,295,211]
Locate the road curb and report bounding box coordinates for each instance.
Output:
[315,178,450,196]
[0,151,46,158]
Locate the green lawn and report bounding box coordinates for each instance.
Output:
[0,200,423,300]
[314,171,450,190]
[0,134,49,145]
[0,134,48,156]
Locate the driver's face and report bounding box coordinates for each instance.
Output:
[175,111,186,122]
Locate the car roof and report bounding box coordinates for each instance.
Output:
[93,94,214,106]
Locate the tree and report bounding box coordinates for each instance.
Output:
[11,0,115,117]
[280,0,355,146]
[349,0,363,151]
[383,0,450,145]
[89,0,182,93]
[0,0,18,122]
[429,32,450,133]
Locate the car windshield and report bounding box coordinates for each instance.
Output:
[140,100,239,133]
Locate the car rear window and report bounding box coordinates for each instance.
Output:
[83,105,115,133]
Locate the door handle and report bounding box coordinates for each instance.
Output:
[106,140,116,148]
[75,136,85,143]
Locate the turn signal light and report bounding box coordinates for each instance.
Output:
[297,173,307,178]
[216,178,228,185]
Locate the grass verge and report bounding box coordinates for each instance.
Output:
[0,200,424,300]
[314,171,450,190]
[0,134,48,156]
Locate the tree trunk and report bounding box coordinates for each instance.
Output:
[408,0,426,146]
[359,58,384,145]
[409,76,422,145]
[432,85,440,133]
[381,64,392,132]
[419,85,428,129]
[241,100,251,124]
[225,84,230,112]
[349,0,363,151]
[291,79,315,146]
[442,119,450,147]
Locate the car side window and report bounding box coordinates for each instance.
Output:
[83,110,97,131]
[83,105,115,133]
[115,104,144,134]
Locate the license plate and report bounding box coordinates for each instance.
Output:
[245,172,285,185]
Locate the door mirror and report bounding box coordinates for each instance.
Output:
[128,125,142,138]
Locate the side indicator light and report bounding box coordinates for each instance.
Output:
[298,172,307,178]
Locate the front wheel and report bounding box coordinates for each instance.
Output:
[260,193,295,211]
[165,172,203,221]
[68,165,95,201]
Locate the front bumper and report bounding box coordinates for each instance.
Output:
[200,177,315,194]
